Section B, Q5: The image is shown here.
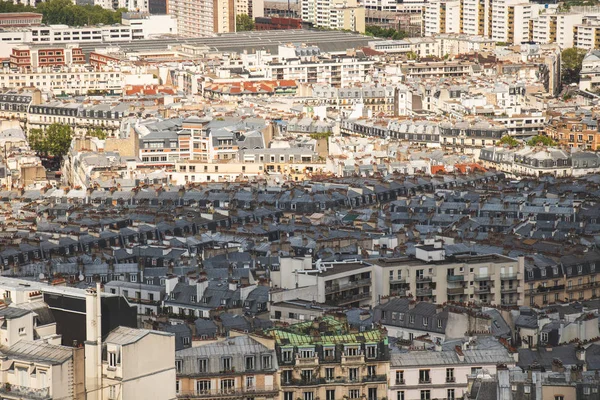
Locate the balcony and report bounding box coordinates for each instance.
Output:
[0,385,50,400]
[341,354,365,364]
[501,286,518,294]
[475,286,491,294]
[177,386,279,398]
[326,292,371,306]
[390,277,406,284]
[447,275,464,282]
[325,278,371,294]
[447,287,465,295]
[295,356,319,366]
[416,276,433,282]
[362,375,387,383]
[500,273,518,280]
[416,288,433,297]
[475,275,494,281]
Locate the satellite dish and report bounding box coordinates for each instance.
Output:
[39,273,45,280]
[79,274,85,281]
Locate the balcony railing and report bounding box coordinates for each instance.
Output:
[341,354,365,364]
[295,356,319,366]
[447,287,465,295]
[500,286,518,294]
[474,275,494,281]
[416,276,433,282]
[177,386,278,398]
[0,385,50,400]
[325,278,371,294]
[500,273,518,280]
[447,275,464,282]
[362,375,387,383]
[326,292,371,306]
[416,288,433,297]
[475,286,491,294]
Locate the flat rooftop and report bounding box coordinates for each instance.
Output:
[78,29,380,56]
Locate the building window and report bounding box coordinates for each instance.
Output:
[175,380,180,394]
[220,379,234,392]
[409,314,415,324]
[324,347,335,359]
[325,367,334,380]
[303,392,314,400]
[284,392,294,400]
[423,317,428,326]
[349,389,360,399]
[541,332,548,343]
[245,356,255,371]
[198,358,208,373]
[397,392,405,400]
[396,370,405,384]
[555,396,564,400]
[349,368,358,382]
[196,380,210,394]
[419,369,430,384]
[446,368,454,382]
[246,376,255,388]
[448,389,455,400]
[109,352,118,368]
[326,389,335,400]
[175,359,182,373]
[366,345,377,358]
[282,370,292,384]
[437,319,442,328]
[420,390,431,400]
[262,355,272,369]
[222,357,232,371]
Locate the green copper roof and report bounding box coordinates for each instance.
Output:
[267,316,387,346]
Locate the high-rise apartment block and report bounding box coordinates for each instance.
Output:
[300,0,365,33]
[168,0,236,37]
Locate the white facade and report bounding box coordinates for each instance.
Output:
[0,67,123,96]
[168,0,216,37]
[424,0,461,36]
[121,14,179,38]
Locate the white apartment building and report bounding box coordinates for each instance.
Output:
[121,13,178,38]
[390,344,516,400]
[575,17,600,49]
[168,0,234,37]
[461,0,490,37]
[300,0,366,33]
[530,12,582,48]
[424,0,461,36]
[236,0,265,18]
[0,67,123,96]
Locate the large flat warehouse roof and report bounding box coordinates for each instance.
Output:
[79,29,380,55]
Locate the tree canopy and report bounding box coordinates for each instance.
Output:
[527,135,556,147]
[561,47,587,85]
[0,0,125,26]
[29,124,73,157]
[87,128,107,140]
[365,25,408,40]
[236,14,254,32]
[498,135,519,147]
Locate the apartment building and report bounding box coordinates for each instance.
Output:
[175,334,278,399]
[460,0,490,37]
[105,280,165,316]
[98,327,176,400]
[168,0,235,37]
[121,13,178,38]
[0,67,123,96]
[0,12,42,27]
[9,44,85,69]
[275,258,375,308]
[525,251,600,307]
[300,0,365,33]
[0,340,85,400]
[389,339,516,400]
[546,110,600,150]
[575,17,600,49]
[371,240,524,306]
[580,50,600,92]
[270,315,389,400]
[530,12,582,48]
[424,0,461,36]
[400,60,475,80]
[169,161,264,184]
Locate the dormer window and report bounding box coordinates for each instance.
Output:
[541,269,546,277]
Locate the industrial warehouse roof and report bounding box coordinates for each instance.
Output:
[78,30,379,56]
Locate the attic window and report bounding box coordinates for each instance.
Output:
[191,295,197,303]
[202,297,208,304]
[541,269,546,277]
[592,264,596,272]
[578,265,583,274]
[221,299,227,305]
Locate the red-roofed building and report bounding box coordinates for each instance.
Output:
[203,80,298,99]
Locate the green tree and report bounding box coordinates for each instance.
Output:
[88,128,107,140]
[499,135,519,147]
[28,124,73,157]
[561,47,587,85]
[527,135,556,147]
[365,25,407,40]
[236,14,254,31]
